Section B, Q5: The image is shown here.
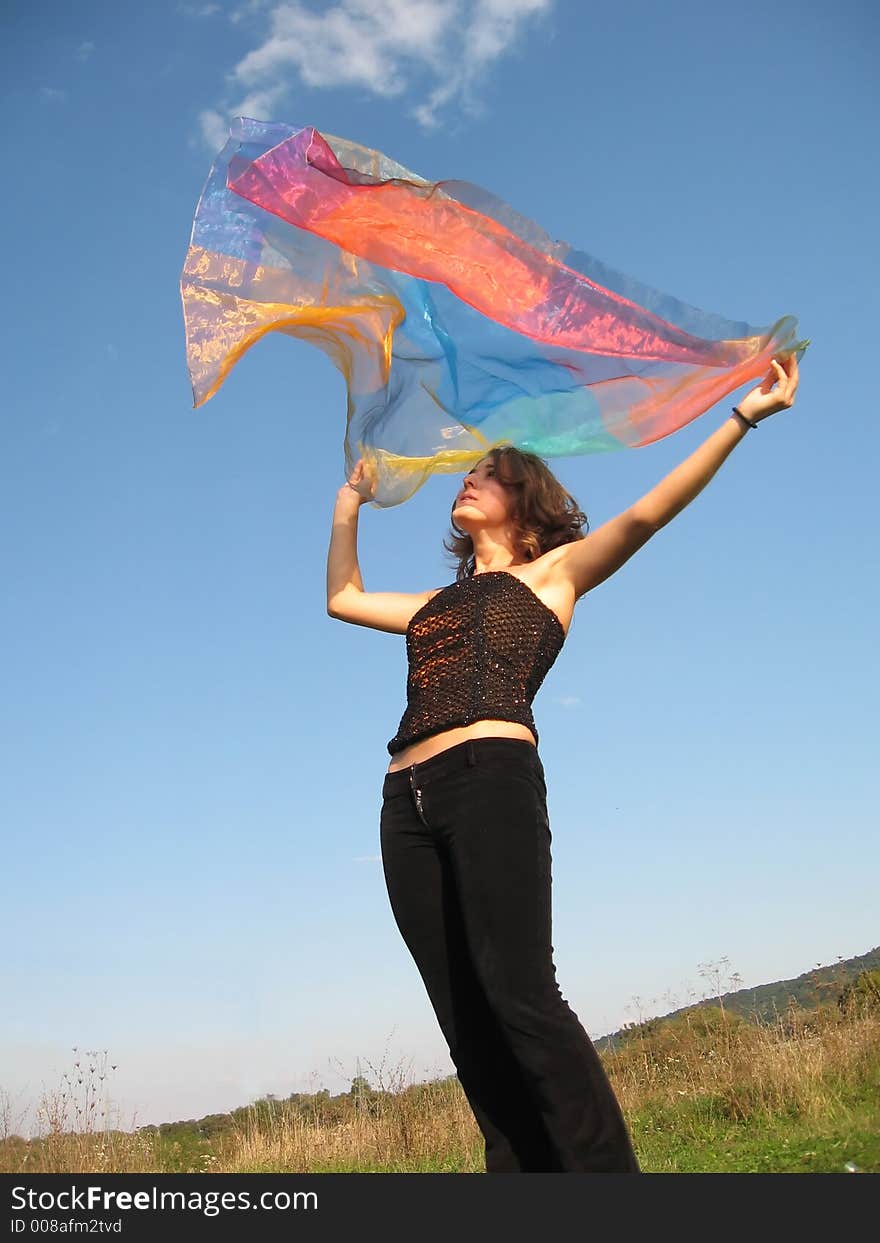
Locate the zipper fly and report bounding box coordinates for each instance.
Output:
[409,767,428,825]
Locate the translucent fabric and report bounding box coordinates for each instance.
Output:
[181,118,808,506]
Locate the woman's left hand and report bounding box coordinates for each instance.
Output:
[736,353,800,425]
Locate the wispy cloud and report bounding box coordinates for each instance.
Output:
[199,108,233,151]
[413,0,553,128]
[75,41,96,61]
[230,0,271,22]
[198,0,553,149]
[39,86,67,104]
[180,2,223,15]
[555,695,581,708]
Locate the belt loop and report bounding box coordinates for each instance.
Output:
[466,740,477,766]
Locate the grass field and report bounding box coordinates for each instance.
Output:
[2,997,877,1174]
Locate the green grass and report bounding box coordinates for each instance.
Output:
[631,1090,879,1173]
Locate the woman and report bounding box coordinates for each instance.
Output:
[326,356,800,1172]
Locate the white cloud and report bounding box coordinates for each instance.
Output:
[555,695,581,708]
[75,41,95,61]
[198,108,231,151]
[39,87,67,103]
[232,0,458,98]
[231,81,289,117]
[199,0,553,147]
[180,3,222,15]
[469,0,548,64]
[415,0,551,126]
[230,0,271,23]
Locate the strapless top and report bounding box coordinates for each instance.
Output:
[387,571,566,756]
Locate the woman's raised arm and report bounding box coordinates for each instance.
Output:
[326,459,439,635]
[632,354,799,531]
[326,472,368,611]
[551,354,800,600]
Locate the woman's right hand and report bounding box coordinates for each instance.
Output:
[340,458,377,505]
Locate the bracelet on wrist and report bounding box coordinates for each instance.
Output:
[731,406,758,431]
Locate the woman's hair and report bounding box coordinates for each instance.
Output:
[443,446,589,581]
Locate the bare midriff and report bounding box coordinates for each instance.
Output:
[386,720,538,773]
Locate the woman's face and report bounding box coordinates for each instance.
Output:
[453,457,514,528]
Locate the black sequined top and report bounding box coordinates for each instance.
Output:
[387,570,567,757]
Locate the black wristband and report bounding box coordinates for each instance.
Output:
[731,406,758,431]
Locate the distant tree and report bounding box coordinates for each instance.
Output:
[838,969,880,1017]
[617,1017,662,1047]
[349,1075,380,1117]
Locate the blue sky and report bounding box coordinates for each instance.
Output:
[2,0,877,1135]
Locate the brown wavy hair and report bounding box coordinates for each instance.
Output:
[443,446,589,581]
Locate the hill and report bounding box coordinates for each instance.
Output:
[594,944,880,1052]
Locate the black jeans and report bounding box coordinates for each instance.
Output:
[380,737,641,1173]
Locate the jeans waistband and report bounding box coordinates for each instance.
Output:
[383,737,543,796]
